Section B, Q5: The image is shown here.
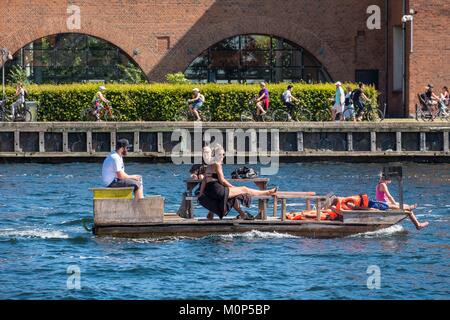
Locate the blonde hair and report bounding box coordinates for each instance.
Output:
[210,144,225,164]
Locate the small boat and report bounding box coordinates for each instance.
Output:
[90,188,408,239]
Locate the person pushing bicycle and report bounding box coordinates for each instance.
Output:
[281,85,300,121]
[92,86,110,121]
[351,83,371,121]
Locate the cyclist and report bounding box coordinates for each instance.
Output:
[188,88,205,121]
[281,85,300,121]
[422,84,440,117]
[11,82,27,119]
[351,82,371,121]
[438,86,449,116]
[92,86,110,121]
[255,82,269,119]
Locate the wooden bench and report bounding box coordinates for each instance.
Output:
[90,187,134,200]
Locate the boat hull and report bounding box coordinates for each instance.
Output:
[93,216,407,239]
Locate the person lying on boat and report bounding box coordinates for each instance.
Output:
[376,175,429,230]
[102,139,144,200]
[197,144,277,220]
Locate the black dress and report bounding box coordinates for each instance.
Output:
[198,174,250,219]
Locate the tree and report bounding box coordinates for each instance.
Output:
[116,62,147,83]
[165,72,190,84]
[7,65,30,85]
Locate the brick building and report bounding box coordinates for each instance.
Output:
[0,0,448,117]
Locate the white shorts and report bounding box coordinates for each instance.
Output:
[332,103,343,113]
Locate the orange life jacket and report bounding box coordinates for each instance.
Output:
[335,194,369,211]
[287,209,340,221]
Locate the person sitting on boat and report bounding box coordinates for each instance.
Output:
[376,175,428,230]
[197,144,278,220]
[102,139,144,199]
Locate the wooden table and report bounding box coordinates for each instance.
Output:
[275,192,335,221]
[185,178,270,219]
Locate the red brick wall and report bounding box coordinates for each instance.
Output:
[406,0,450,116]
[0,1,397,110]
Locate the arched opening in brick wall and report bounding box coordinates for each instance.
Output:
[5,33,146,84]
[184,34,332,84]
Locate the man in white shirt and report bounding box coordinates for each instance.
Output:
[282,85,300,121]
[102,139,144,199]
[332,81,345,121]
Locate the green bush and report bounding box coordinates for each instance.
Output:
[3,83,379,121]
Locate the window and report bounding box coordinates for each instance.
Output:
[6,33,145,84]
[185,34,332,83]
[355,70,379,89]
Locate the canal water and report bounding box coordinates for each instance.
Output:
[0,162,448,299]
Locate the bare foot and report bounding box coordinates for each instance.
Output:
[410,204,418,210]
[417,221,429,230]
[268,187,278,196]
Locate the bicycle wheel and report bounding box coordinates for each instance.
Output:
[80,107,96,121]
[102,109,121,121]
[342,107,356,121]
[315,109,332,121]
[437,110,450,122]
[271,109,290,122]
[366,109,382,122]
[240,110,254,122]
[0,109,12,122]
[200,109,212,122]
[174,108,189,121]
[23,110,32,122]
[293,108,313,122]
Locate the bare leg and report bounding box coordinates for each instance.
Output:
[193,109,201,121]
[135,187,144,200]
[233,201,247,219]
[331,109,336,121]
[406,211,429,230]
[228,186,276,199]
[207,211,214,220]
[388,203,428,230]
[135,177,144,200]
[256,103,266,115]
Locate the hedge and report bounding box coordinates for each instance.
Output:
[3,83,379,121]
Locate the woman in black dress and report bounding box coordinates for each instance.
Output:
[198,145,277,220]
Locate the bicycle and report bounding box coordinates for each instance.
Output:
[80,103,121,121]
[342,101,385,122]
[416,94,449,122]
[314,99,333,121]
[240,96,290,122]
[174,100,212,121]
[0,97,32,122]
[282,102,313,122]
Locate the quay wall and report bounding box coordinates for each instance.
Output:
[0,122,449,162]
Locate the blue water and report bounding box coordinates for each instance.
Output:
[0,162,448,300]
